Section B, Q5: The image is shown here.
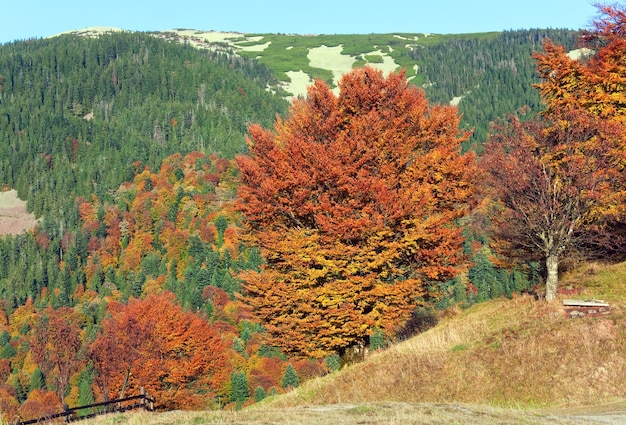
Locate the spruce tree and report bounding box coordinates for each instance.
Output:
[29,368,46,392]
[253,386,266,402]
[369,329,386,351]
[230,371,249,410]
[0,343,16,359]
[77,371,95,416]
[281,364,299,389]
[0,330,10,346]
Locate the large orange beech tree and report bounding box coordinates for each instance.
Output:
[236,66,476,358]
[89,293,230,409]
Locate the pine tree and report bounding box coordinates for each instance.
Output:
[215,216,228,245]
[325,354,341,372]
[0,330,10,346]
[369,329,386,351]
[77,370,95,416]
[0,343,16,359]
[29,368,46,392]
[253,386,266,402]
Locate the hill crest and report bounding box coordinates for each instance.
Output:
[49,27,453,99]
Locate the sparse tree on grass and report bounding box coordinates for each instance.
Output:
[480,108,626,300]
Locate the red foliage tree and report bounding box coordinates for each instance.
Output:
[30,307,85,403]
[480,108,626,300]
[18,390,62,422]
[89,293,230,409]
[0,387,19,423]
[236,66,476,357]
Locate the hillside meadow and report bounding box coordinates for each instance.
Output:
[67,261,626,425]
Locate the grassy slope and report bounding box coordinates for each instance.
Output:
[161,30,501,95]
[268,261,626,409]
[75,261,626,424]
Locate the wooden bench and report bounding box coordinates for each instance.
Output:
[562,299,610,318]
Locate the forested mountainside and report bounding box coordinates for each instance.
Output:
[415,29,579,147]
[0,32,288,220]
[0,26,583,420]
[221,28,579,148]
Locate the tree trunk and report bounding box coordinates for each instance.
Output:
[545,254,559,301]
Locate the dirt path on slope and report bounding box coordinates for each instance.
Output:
[81,401,626,425]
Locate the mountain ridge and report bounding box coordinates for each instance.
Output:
[50,26,580,102]
[44,26,581,147]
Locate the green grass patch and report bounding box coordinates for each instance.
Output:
[363,54,384,63]
[234,32,485,86]
[450,343,470,353]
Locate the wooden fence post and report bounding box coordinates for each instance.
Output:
[63,403,72,423]
[140,387,146,410]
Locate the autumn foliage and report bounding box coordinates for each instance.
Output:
[30,307,84,403]
[89,293,230,410]
[9,7,626,416]
[480,4,626,300]
[534,4,626,123]
[0,150,330,422]
[236,66,476,357]
[480,107,626,300]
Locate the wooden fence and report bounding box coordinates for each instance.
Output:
[16,387,155,425]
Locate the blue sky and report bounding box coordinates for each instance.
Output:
[1,0,599,44]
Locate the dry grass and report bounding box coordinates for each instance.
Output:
[268,262,626,411]
[0,189,38,235]
[561,261,626,302]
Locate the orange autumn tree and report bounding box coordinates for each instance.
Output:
[30,307,85,404]
[236,66,476,358]
[89,293,230,410]
[534,3,626,123]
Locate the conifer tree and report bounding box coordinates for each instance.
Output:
[230,371,249,409]
[0,343,16,359]
[281,364,299,389]
[253,386,266,402]
[29,368,45,393]
[77,370,95,416]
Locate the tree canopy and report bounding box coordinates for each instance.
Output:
[89,293,230,410]
[480,107,626,300]
[480,4,626,300]
[534,4,626,124]
[236,66,476,357]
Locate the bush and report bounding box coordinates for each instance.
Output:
[325,354,341,372]
[397,307,439,340]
